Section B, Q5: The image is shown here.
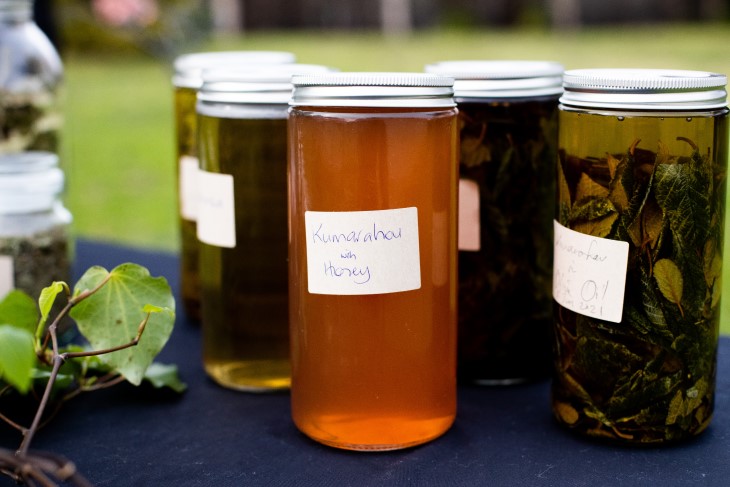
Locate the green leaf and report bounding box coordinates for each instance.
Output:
[0,325,36,393]
[653,259,684,312]
[69,264,176,386]
[0,290,38,335]
[37,281,66,338]
[143,363,187,393]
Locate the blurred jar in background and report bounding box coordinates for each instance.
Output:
[171,50,295,321]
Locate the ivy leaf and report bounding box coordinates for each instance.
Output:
[576,172,609,201]
[653,259,684,314]
[0,290,38,335]
[143,363,187,393]
[0,325,35,393]
[37,281,66,339]
[69,264,175,386]
[573,212,618,238]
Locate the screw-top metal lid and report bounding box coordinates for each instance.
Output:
[172,51,296,89]
[560,68,728,110]
[197,64,337,107]
[290,72,456,108]
[424,60,564,98]
[0,152,64,214]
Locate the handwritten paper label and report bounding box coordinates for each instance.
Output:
[197,170,236,248]
[305,208,421,295]
[458,178,480,251]
[179,155,199,221]
[552,220,629,323]
[0,255,13,300]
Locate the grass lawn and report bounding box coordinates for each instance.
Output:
[60,23,730,332]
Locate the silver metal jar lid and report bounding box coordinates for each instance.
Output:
[0,152,64,214]
[424,60,564,98]
[290,72,456,108]
[560,68,728,110]
[172,51,296,89]
[197,64,337,106]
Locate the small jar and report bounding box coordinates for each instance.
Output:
[288,73,459,451]
[0,151,71,301]
[0,0,63,154]
[172,50,295,321]
[196,64,334,392]
[425,60,563,385]
[553,69,728,444]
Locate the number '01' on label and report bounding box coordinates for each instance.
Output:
[552,220,629,323]
[305,208,421,295]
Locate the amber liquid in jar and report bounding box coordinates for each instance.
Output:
[199,113,290,391]
[174,85,202,321]
[288,106,458,450]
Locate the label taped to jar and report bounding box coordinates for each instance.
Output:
[197,171,236,248]
[179,155,199,221]
[458,178,480,251]
[305,208,421,295]
[552,220,629,323]
[0,255,13,300]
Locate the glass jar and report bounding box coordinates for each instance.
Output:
[553,69,728,444]
[0,151,71,301]
[196,64,334,392]
[0,0,63,154]
[288,73,459,451]
[425,60,563,385]
[172,50,295,321]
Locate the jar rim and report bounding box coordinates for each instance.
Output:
[290,72,456,108]
[561,68,728,110]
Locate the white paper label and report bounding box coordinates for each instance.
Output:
[179,155,199,221]
[0,255,14,300]
[305,207,421,295]
[197,171,236,248]
[553,220,629,323]
[458,178,480,251]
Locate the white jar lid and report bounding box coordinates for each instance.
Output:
[172,51,296,89]
[425,60,564,98]
[0,152,64,214]
[560,68,728,110]
[197,64,337,107]
[290,72,455,108]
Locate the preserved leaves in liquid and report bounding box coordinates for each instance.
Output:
[288,107,458,450]
[457,99,557,383]
[553,111,728,443]
[199,114,290,391]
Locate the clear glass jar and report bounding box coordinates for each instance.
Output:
[0,151,71,301]
[553,69,728,444]
[196,64,333,392]
[172,51,295,321]
[0,0,63,154]
[425,60,563,385]
[288,73,459,451]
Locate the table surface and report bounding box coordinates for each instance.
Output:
[2,240,729,487]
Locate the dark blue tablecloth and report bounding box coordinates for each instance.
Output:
[2,240,729,486]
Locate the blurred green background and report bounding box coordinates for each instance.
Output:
[48,2,730,331]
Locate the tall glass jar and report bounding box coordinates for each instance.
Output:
[0,151,71,301]
[0,0,63,154]
[172,50,295,321]
[425,60,563,385]
[196,64,334,392]
[553,69,728,444]
[288,73,459,451]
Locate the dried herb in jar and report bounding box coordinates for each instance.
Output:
[553,135,724,443]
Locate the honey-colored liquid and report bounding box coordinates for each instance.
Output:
[288,107,459,450]
[174,86,202,321]
[198,112,290,391]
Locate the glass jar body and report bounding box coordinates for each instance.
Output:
[197,105,290,392]
[456,96,558,385]
[288,106,459,451]
[553,105,729,443]
[0,3,63,153]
